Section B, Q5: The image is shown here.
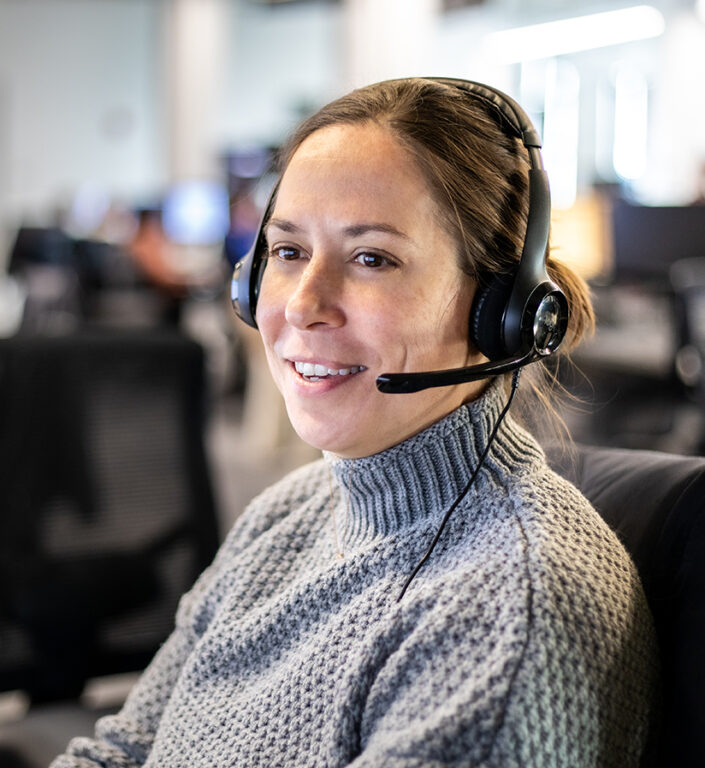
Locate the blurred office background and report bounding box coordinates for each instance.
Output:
[1,0,705,763]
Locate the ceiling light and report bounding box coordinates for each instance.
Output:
[696,0,705,24]
[482,5,665,64]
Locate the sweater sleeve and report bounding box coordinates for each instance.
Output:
[49,621,197,768]
[341,564,535,768]
[47,465,313,768]
[344,504,657,768]
[47,527,240,768]
[345,588,652,768]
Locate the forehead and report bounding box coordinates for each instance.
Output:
[288,122,412,171]
[274,122,441,226]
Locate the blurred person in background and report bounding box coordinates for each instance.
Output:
[127,208,189,326]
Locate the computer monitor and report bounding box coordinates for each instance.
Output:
[9,226,74,272]
[610,200,705,285]
[161,180,230,247]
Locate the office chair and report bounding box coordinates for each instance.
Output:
[0,329,220,767]
[546,442,705,767]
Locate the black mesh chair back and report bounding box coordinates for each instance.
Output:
[547,443,705,767]
[0,329,220,703]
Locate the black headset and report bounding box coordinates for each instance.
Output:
[231,77,569,395]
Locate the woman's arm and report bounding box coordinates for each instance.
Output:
[343,545,656,768]
[46,494,278,768]
[49,621,198,768]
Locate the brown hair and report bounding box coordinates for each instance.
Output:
[275,77,594,440]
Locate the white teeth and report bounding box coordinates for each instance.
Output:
[293,361,366,379]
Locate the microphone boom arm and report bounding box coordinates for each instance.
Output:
[375,349,538,394]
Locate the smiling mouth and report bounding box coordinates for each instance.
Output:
[293,361,367,382]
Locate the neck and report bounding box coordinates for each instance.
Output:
[323,379,542,551]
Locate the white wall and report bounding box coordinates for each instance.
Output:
[0,0,166,257]
[220,0,343,148]
[164,0,229,181]
[643,9,705,203]
[342,0,440,89]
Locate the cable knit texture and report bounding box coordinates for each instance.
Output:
[50,382,658,768]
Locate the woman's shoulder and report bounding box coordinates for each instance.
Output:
[175,457,329,632]
[508,452,621,549]
[468,443,645,622]
[228,456,329,546]
[514,453,598,522]
[500,451,634,576]
[499,453,654,652]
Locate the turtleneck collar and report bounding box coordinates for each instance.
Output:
[323,379,543,550]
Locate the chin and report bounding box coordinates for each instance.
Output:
[289,414,370,458]
[288,411,347,455]
[298,431,362,458]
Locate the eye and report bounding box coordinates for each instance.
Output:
[269,245,301,262]
[354,251,393,269]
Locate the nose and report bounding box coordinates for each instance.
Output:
[284,257,345,330]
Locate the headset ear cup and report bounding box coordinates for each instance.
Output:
[231,183,278,330]
[231,244,258,328]
[470,273,514,360]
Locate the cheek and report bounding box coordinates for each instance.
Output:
[254,292,286,378]
[404,290,473,369]
[438,279,474,341]
[445,301,472,345]
[423,287,473,345]
[255,275,283,340]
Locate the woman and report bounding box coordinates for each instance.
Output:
[52,78,657,767]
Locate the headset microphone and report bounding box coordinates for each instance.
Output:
[376,349,537,394]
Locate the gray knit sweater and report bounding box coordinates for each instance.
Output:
[51,383,658,768]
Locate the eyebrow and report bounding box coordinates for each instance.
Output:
[266,218,410,240]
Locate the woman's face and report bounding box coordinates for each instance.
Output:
[256,122,485,458]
